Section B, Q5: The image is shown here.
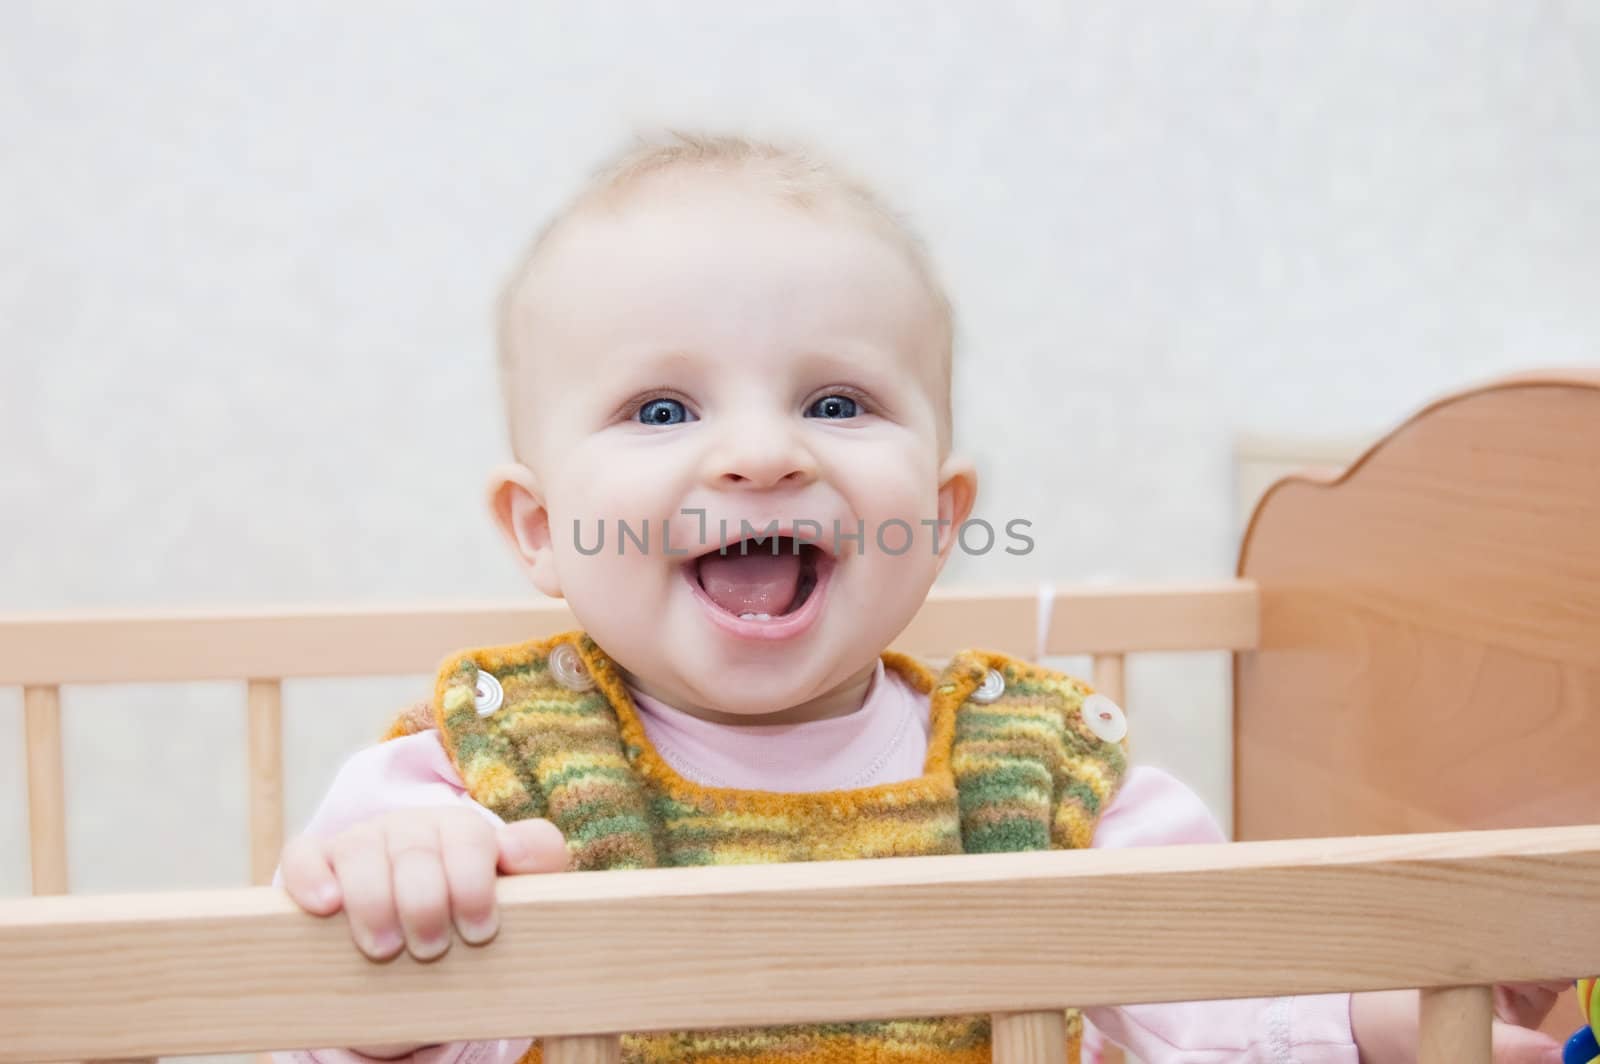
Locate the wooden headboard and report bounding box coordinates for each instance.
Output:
[1235,371,1600,841]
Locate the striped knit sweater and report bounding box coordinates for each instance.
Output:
[387,631,1130,1064]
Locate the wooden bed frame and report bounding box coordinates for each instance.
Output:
[3,372,1598,1064]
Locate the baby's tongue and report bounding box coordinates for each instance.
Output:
[696,549,802,616]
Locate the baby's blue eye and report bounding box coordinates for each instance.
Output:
[806,394,859,420]
[639,398,692,425]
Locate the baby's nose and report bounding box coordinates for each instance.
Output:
[704,428,819,490]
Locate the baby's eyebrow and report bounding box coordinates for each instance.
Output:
[577,348,707,400]
[603,346,705,376]
[791,347,914,389]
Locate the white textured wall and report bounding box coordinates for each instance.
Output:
[3,2,1598,925]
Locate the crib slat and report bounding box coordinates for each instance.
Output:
[1070,660,1128,1064]
[247,679,285,886]
[23,685,68,895]
[1418,986,1492,1064]
[542,1036,621,1064]
[1091,653,1126,704]
[1071,662,1128,1064]
[247,679,283,1064]
[26,690,154,1064]
[991,1011,1066,1064]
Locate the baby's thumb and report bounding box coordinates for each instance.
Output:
[1491,1019,1562,1064]
[496,818,572,875]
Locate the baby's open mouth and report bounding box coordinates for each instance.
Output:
[692,536,824,619]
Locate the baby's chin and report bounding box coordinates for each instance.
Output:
[606,641,878,724]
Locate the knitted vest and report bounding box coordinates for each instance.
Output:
[388,631,1129,1064]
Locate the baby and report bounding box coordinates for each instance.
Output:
[274,132,1565,1064]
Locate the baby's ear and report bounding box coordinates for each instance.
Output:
[487,464,564,599]
[934,455,979,570]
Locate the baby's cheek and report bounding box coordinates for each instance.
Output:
[857,486,945,551]
[559,545,658,601]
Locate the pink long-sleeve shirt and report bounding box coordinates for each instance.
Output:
[274,659,1357,1064]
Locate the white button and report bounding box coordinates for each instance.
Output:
[1082,693,1127,743]
[473,670,504,717]
[968,668,1006,704]
[549,642,596,692]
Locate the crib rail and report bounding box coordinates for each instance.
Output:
[3,824,1596,1062]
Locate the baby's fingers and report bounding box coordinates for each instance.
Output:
[279,835,343,916]
[329,825,403,961]
[439,816,499,946]
[1489,1019,1561,1064]
[1495,981,1570,1029]
[387,819,453,962]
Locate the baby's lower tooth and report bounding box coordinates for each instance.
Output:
[739,612,757,619]
[754,613,771,620]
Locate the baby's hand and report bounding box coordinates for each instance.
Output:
[280,807,570,961]
[1350,985,1567,1064]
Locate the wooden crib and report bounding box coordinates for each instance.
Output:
[3,372,1598,1064]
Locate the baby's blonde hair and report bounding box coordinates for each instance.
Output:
[495,130,956,460]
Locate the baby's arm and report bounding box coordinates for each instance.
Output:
[271,731,567,1064]
[1076,766,1358,1063]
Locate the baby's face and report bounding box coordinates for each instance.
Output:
[496,174,975,722]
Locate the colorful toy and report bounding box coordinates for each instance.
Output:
[1564,978,1600,1064]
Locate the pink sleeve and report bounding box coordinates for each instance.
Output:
[269,732,534,1064]
[1079,766,1359,1064]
